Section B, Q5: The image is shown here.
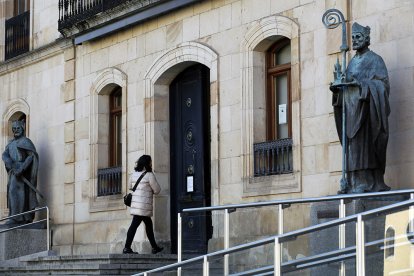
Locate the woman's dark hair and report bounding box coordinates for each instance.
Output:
[135,155,152,172]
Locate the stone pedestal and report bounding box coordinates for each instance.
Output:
[0,229,47,260]
[309,195,408,276]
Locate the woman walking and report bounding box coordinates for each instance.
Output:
[123,155,163,254]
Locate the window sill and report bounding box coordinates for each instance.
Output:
[243,171,301,197]
[89,194,125,213]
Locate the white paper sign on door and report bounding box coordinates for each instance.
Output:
[187,176,194,192]
[278,104,287,124]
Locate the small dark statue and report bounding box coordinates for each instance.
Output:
[2,120,39,224]
[330,23,391,194]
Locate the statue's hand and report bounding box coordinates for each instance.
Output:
[329,82,341,93]
[330,79,360,90]
[13,167,23,176]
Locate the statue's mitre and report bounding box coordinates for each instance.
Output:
[352,22,370,35]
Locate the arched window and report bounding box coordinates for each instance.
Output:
[385,227,395,258]
[252,37,293,177]
[109,86,122,167]
[266,38,291,140]
[96,85,122,197]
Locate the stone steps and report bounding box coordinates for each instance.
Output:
[0,253,178,275]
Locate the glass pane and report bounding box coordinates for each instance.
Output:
[115,94,121,108]
[15,0,29,15]
[209,254,224,275]
[274,73,288,139]
[276,44,291,65]
[115,113,122,166]
[285,260,354,276]
[383,208,414,275]
[181,261,205,275]
[228,245,274,275]
[229,206,279,247]
[110,86,122,109]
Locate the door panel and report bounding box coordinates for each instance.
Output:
[170,64,212,254]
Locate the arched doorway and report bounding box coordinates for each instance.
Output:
[169,64,212,254]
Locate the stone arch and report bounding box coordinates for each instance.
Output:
[145,42,218,91]
[143,41,218,171]
[91,67,127,96]
[2,98,30,137]
[241,15,302,195]
[89,67,128,211]
[244,15,299,51]
[141,42,219,242]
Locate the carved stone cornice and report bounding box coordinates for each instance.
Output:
[0,38,73,75]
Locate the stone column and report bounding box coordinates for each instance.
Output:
[62,46,76,253]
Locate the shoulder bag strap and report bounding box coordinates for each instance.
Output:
[132,171,147,192]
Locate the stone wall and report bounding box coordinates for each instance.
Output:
[0,0,413,255]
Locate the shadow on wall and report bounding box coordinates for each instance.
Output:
[35,127,51,210]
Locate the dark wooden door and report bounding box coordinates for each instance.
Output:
[170,64,212,254]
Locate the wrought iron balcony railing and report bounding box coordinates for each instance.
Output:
[5,11,30,60]
[253,138,293,176]
[58,0,129,31]
[97,166,122,196]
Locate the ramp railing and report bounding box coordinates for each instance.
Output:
[134,199,414,276]
[177,189,414,275]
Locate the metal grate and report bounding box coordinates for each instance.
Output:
[58,0,130,31]
[253,138,293,176]
[5,11,30,60]
[97,166,122,196]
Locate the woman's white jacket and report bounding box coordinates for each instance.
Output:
[129,171,160,217]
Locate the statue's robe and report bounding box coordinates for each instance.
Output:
[2,136,39,223]
[333,49,391,193]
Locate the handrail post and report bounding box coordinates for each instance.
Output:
[339,199,345,276]
[356,214,365,276]
[278,205,284,235]
[203,255,209,276]
[274,237,281,276]
[178,213,182,276]
[224,208,230,276]
[410,193,414,234]
[47,206,50,251]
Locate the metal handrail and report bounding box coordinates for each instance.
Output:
[235,233,414,276]
[135,199,414,276]
[177,189,414,274]
[0,206,50,251]
[182,189,414,213]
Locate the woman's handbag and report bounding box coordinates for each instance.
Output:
[123,172,147,207]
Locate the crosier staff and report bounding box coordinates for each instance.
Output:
[322,9,349,193]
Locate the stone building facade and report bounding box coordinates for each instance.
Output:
[0,0,413,255]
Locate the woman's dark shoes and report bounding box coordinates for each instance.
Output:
[123,247,138,254]
[152,246,164,254]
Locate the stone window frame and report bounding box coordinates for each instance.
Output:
[89,67,128,212]
[241,15,302,196]
[1,98,30,215]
